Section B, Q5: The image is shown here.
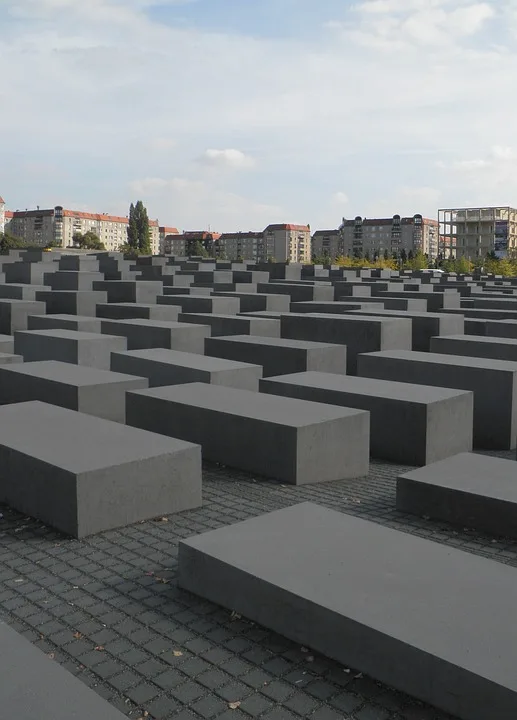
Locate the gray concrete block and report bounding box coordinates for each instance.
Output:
[0,360,148,421]
[96,302,180,322]
[178,501,517,720]
[4,261,58,284]
[0,298,46,334]
[257,282,334,302]
[0,352,23,365]
[260,371,473,465]
[58,255,100,271]
[212,291,290,312]
[485,319,517,339]
[178,313,280,338]
[397,452,517,539]
[0,333,14,353]
[350,309,465,351]
[92,280,162,304]
[100,318,209,352]
[289,301,382,314]
[205,335,347,377]
[111,348,262,390]
[157,294,240,314]
[46,270,104,290]
[35,290,108,316]
[357,349,517,450]
[377,290,460,312]
[281,313,412,374]
[0,283,51,300]
[430,334,517,362]
[0,401,201,537]
[126,383,369,485]
[27,313,102,333]
[14,329,127,370]
[0,620,127,720]
[339,295,428,311]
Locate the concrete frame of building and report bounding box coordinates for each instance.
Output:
[439,207,517,260]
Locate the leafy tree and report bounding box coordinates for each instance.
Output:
[454,256,472,274]
[190,240,209,258]
[400,248,407,263]
[0,230,27,254]
[128,200,151,254]
[410,251,428,270]
[384,249,389,260]
[73,231,105,250]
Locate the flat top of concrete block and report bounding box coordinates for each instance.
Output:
[361,349,517,371]
[36,290,105,296]
[180,501,517,690]
[0,298,41,306]
[0,401,196,472]
[180,314,270,321]
[0,334,13,342]
[0,360,146,386]
[29,314,100,323]
[207,335,342,350]
[352,309,462,320]
[131,383,365,426]
[0,352,20,360]
[400,452,517,502]
[101,318,198,329]
[489,319,517,325]
[0,283,50,290]
[265,371,471,403]
[163,294,222,300]
[15,329,123,342]
[305,313,409,326]
[0,621,126,720]
[97,303,165,310]
[435,334,517,345]
[113,348,260,372]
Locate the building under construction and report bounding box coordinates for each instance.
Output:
[439,206,517,259]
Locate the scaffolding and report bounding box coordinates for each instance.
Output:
[439,207,517,259]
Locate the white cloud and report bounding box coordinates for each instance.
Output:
[198,149,256,170]
[332,192,350,205]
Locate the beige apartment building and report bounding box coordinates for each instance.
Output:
[0,196,6,234]
[4,204,163,254]
[311,229,344,259]
[337,214,439,259]
[439,206,517,259]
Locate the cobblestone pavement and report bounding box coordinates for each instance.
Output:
[1,450,515,720]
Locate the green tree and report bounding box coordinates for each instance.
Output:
[384,249,389,260]
[128,200,151,253]
[73,231,105,250]
[454,256,472,274]
[410,251,428,270]
[0,230,27,254]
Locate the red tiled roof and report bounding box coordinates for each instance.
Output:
[265,224,310,232]
[4,211,14,219]
[160,226,180,234]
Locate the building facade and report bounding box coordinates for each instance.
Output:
[163,231,221,257]
[4,205,162,254]
[0,196,5,234]
[263,224,311,263]
[216,232,264,261]
[338,215,439,259]
[159,226,179,254]
[311,230,344,260]
[439,207,517,259]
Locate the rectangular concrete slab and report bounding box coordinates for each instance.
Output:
[92,280,162,304]
[281,313,412,374]
[0,298,46,333]
[260,371,473,465]
[126,383,369,485]
[205,335,347,377]
[212,292,290,312]
[0,621,127,720]
[157,294,240,314]
[14,329,127,370]
[257,282,334,302]
[357,349,517,449]
[178,501,517,720]
[178,313,280,338]
[431,334,517,362]
[35,290,108,317]
[111,348,262,390]
[397,452,517,539]
[27,313,102,333]
[0,283,51,300]
[0,401,201,537]
[0,333,14,353]
[100,318,210,352]
[96,302,180,322]
[0,352,23,365]
[0,360,148,422]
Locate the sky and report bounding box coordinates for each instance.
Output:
[1,0,516,232]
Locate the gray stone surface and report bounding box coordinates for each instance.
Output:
[430,334,517,362]
[35,290,108,317]
[178,501,517,720]
[46,271,104,291]
[212,291,290,312]
[0,400,201,537]
[0,298,46,334]
[205,334,347,377]
[257,282,334,302]
[178,312,280,337]
[27,313,102,333]
[96,302,180,322]
[0,352,23,365]
[397,452,517,539]
[127,383,369,485]
[358,349,517,449]
[0,621,127,720]
[350,309,465,351]
[92,280,162,304]
[377,290,461,312]
[260,372,473,465]
[111,348,262,390]
[0,360,148,422]
[14,329,127,370]
[100,318,209,351]
[157,294,240,314]
[0,283,50,300]
[281,313,412,373]
[0,333,14,353]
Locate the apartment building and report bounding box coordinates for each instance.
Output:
[264,224,311,263]
[216,232,264,260]
[338,214,439,259]
[163,231,221,256]
[4,205,162,254]
[311,229,343,260]
[439,207,517,259]
[159,226,179,254]
[0,196,5,234]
